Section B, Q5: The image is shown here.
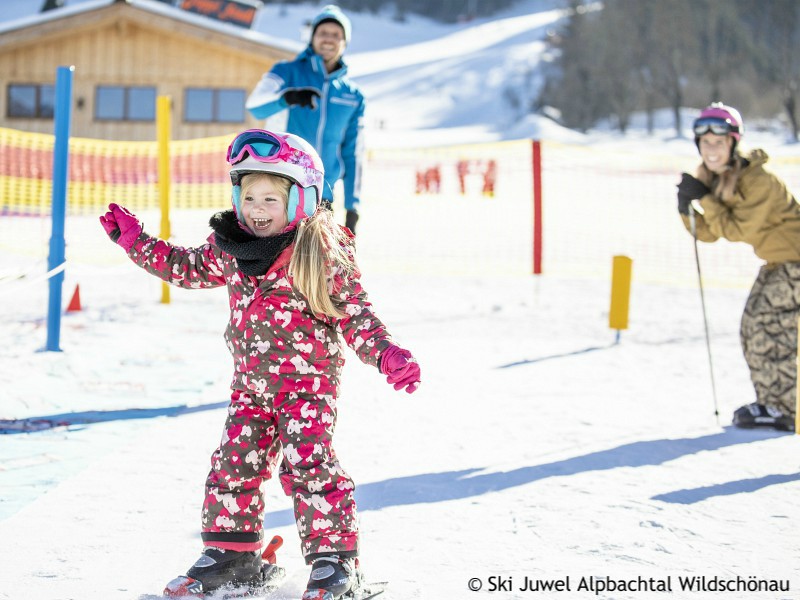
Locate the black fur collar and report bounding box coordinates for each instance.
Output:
[209,210,295,276]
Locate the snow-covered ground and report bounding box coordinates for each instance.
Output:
[1,1,799,600]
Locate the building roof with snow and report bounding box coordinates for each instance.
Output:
[0,0,302,140]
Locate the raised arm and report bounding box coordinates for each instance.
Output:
[100,203,227,289]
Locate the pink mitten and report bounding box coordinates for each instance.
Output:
[99,203,142,252]
[380,345,421,394]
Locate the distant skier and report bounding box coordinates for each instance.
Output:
[246,5,365,236]
[99,129,420,598]
[676,102,799,432]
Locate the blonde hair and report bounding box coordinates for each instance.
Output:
[289,209,357,318]
[239,173,355,317]
[239,172,292,209]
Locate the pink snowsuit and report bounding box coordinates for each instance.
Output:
[124,231,393,562]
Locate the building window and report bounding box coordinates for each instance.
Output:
[7,84,55,119]
[184,88,245,123]
[95,86,156,121]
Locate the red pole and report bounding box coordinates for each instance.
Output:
[532,140,542,274]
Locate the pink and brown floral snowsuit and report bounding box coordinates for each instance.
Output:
[125,232,393,562]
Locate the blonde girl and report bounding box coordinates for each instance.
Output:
[100,129,420,600]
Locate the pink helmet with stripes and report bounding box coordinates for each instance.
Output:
[693,102,744,142]
[227,129,324,228]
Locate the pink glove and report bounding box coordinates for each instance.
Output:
[380,345,421,394]
[99,203,142,252]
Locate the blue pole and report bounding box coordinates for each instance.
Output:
[45,65,74,352]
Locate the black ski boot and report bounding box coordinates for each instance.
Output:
[301,555,360,600]
[733,402,794,431]
[164,547,263,596]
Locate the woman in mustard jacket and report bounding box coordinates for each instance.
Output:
[677,102,800,432]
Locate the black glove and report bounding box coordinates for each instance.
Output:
[676,173,709,215]
[345,209,359,235]
[282,88,320,109]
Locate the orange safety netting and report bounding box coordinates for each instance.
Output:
[0,127,232,216]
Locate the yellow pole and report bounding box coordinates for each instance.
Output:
[609,255,633,342]
[157,95,171,304]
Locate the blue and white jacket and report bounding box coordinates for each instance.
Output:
[246,47,365,211]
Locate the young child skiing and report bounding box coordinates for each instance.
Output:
[99,129,421,599]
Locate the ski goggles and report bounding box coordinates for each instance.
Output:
[226,129,322,188]
[693,117,737,137]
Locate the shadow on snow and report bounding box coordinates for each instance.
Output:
[0,401,229,434]
[262,426,791,527]
[495,343,618,369]
[651,472,800,504]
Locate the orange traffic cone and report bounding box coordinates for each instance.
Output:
[66,284,81,312]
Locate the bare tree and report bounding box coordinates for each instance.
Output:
[767,1,800,140]
[537,0,796,137]
[538,0,612,131]
[594,0,643,132]
[647,0,699,136]
[696,0,754,102]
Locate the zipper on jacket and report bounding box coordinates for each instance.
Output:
[317,78,330,151]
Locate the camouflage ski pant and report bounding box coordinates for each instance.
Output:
[200,389,358,562]
[740,262,800,418]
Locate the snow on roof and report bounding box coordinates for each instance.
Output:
[0,0,303,54]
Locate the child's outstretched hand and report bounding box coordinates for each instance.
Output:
[100,203,142,252]
[380,345,421,394]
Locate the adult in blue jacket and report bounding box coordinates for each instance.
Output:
[246,5,365,234]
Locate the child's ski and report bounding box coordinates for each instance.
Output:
[300,580,388,600]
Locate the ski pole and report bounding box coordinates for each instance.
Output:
[689,207,721,425]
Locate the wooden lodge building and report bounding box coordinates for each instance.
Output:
[0,0,301,140]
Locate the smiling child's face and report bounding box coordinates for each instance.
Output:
[240,176,288,237]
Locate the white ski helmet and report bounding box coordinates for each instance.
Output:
[227,129,324,227]
[311,5,352,45]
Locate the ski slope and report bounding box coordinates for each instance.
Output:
[1,262,798,600]
[1,1,799,600]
